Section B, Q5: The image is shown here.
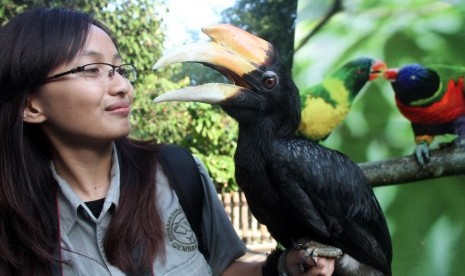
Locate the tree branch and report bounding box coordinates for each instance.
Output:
[295,0,343,52]
[359,143,465,187]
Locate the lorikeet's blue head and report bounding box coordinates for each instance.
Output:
[385,64,440,105]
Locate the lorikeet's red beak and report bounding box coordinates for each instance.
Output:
[384,68,399,81]
[369,60,388,80]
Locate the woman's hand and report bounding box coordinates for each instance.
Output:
[284,249,336,276]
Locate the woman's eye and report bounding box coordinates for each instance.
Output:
[85,67,100,73]
[82,67,101,77]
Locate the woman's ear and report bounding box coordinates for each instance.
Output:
[23,95,46,123]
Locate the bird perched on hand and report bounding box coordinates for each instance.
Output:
[153,24,392,276]
[384,64,465,166]
[298,57,386,141]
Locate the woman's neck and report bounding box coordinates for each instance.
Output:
[52,143,113,202]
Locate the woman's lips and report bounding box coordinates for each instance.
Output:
[106,102,131,115]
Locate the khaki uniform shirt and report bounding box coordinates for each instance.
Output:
[52,147,245,275]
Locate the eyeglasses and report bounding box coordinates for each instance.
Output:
[45,62,137,83]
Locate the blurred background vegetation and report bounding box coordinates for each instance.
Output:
[1,0,464,274]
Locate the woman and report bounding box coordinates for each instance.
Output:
[0,7,334,275]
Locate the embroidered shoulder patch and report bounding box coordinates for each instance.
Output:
[166,207,198,252]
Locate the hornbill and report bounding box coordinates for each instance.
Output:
[153,24,392,276]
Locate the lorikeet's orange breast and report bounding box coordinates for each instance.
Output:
[395,78,465,124]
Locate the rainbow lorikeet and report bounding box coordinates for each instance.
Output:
[153,24,392,275]
[298,57,386,141]
[384,64,465,166]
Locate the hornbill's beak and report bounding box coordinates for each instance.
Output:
[152,24,274,107]
[369,60,388,81]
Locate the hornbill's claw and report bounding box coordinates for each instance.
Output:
[293,240,343,272]
[302,242,343,258]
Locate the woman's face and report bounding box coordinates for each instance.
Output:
[28,25,135,147]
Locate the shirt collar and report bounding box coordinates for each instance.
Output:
[52,143,121,233]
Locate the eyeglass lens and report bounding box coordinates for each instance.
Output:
[82,64,137,83]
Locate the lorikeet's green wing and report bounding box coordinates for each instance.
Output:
[428,64,465,101]
[298,57,386,141]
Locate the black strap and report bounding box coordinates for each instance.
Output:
[157,144,209,260]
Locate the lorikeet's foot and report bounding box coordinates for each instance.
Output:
[414,141,430,168]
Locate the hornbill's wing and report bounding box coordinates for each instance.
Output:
[268,138,392,270]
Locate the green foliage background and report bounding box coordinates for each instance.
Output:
[293,1,465,275]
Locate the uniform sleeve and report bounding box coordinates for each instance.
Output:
[194,157,247,276]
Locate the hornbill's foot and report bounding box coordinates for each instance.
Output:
[297,240,343,258]
[293,240,343,271]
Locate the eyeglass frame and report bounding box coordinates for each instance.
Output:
[44,62,138,83]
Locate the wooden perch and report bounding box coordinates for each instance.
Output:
[359,143,465,187]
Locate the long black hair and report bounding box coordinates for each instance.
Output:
[0,7,164,274]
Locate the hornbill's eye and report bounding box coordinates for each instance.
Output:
[262,71,278,90]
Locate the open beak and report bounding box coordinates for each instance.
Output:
[369,60,388,81]
[383,68,399,82]
[152,24,275,106]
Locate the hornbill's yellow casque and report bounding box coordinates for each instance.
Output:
[153,24,392,276]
